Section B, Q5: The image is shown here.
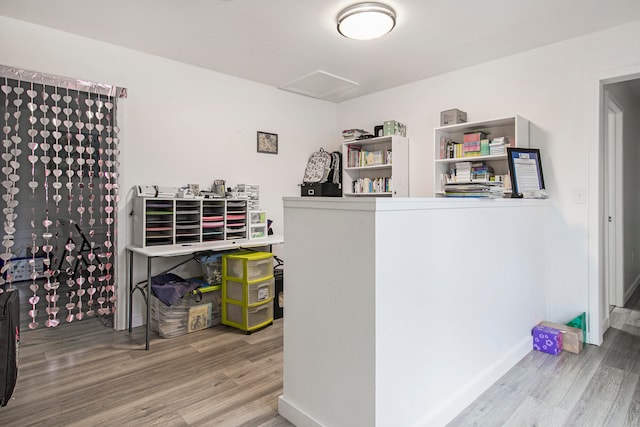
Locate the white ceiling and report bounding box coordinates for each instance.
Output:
[2,0,640,102]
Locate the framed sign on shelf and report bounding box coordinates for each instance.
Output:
[507,147,545,198]
[257,131,278,154]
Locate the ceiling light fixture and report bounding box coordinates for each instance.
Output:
[337,2,396,41]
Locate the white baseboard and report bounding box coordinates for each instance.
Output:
[278,337,532,427]
[416,336,532,427]
[278,395,323,427]
[624,273,640,304]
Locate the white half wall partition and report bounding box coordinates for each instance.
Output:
[279,197,549,427]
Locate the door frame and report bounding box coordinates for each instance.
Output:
[589,65,640,345]
[603,89,624,312]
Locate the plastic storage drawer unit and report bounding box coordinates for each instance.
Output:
[223,251,273,282]
[223,300,274,332]
[225,276,274,305]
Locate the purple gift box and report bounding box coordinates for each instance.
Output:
[532,325,563,355]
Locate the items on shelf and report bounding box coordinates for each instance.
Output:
[440,108,467,126]
[342,128,373,141]
[446,161,496,183]
[133,197,255,247]
[383,120,406,137]
[442,182,504,198]
[433,115,530,197]
[489,137,509,156]
[440,134,515,160]
[346,145,392,168]
[249,210,268,239]
[342,135,409,197]
[236,184,260,210]
[352,177,392,194]
[136,185,180,198]
[301,148,342,197]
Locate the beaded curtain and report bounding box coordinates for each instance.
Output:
[0,69,122,329]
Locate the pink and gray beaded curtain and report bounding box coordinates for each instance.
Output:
[0,65,125,329]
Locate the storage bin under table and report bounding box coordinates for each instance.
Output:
[225,276,275,305]
[223,299,274,332]
[223,251,273,282]
[222,251,274,333]
[150,287,221,338]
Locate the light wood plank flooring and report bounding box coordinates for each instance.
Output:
[3,286,640,426]
[449,286,640,427]
[1,318,292,427]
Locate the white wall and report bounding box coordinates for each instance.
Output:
[4,13,640,340]
[337,20,640,340]
[280,198,548,427]
[607,81,640,301]
[0,16,338,329]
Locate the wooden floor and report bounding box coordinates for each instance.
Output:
[449,287,640,427]
[1,318,292,427]
[3,286,640,427]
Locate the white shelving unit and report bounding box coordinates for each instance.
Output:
[342,135,409,197]
[433,115,530,196]
[133,198,248,247]
[249,210,268,239]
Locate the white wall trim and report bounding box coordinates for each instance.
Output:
[278,395,323,427]
[418,336,532,427]
[625,271,640,304]
[604,89,625,309]
[589,63,640,345]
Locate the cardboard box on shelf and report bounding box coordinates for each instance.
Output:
[383,120,406,137]
[440,109,467,126]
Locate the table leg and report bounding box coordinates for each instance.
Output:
[145,256,152,350]
[128,249,133,333]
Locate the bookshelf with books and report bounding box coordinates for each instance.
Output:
[342,135,409,197]
[433,115,530,197]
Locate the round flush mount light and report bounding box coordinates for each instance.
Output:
[337,2,396,40]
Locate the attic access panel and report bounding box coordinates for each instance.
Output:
[279,70,358,100]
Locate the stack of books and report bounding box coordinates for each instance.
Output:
[489,137,509,155]
[353,177,392,194]
[454,162,472,182]
[443,181,504,198]
[346,147,391,167]
[470,163,494,182]
[462,131,487,157]
[342,129,373,142]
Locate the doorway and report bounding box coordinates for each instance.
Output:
[598,77,640,334]
[603,88,624,311]
[590,71,640,345]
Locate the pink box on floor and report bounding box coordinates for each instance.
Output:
[532,325,563,355]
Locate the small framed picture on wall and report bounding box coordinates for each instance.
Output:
[257,131,278,154]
